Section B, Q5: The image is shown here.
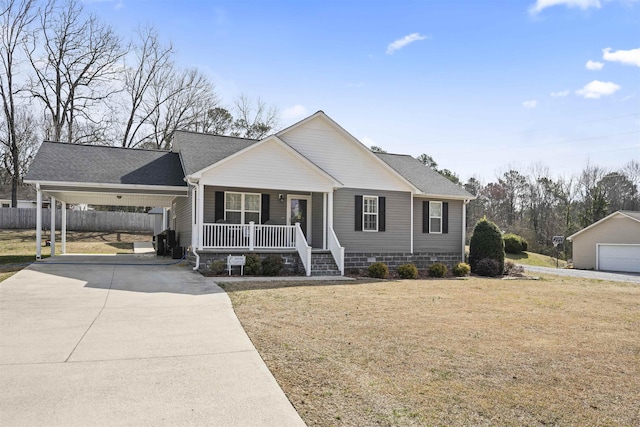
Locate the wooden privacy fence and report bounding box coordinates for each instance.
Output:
[0,208,154,232]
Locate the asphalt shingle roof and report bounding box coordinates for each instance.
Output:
[25,142,186,187]
[376,153,474,199]
[174,131,259,176]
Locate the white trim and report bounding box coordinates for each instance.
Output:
[61,201,66,254]
[462,199,469,262]
[568,211,640,241]
[323,192,327,250]
[277,111,420,193]
[224,191,262,224]
[197,182,204,250]
[328,191,334,235]
[362,195,379,232]
[36,184,41,260]
[410,194,414,254]
[286,194,312,244]
[429,201,443,234]
[50,196,55,257]
[190,135,342,187]
[23,180,189,193]
[415,193,476,201]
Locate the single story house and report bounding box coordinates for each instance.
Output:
[0,184,50,208]
[567,210,640,273]
[24,111,474,275]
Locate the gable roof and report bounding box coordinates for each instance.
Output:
[0,184,36,201]
[24,141,186,187]
[567,210,640,240]
[376,153,474,199]
[173,130,259,176]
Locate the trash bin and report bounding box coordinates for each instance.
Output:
[172,246,183,259]
[156,233,166,256]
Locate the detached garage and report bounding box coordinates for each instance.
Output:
[568,211,640,273]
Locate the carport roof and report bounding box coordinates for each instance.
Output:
[25,142,186,187]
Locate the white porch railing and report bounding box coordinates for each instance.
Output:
[328,227,345,275]
[202,222,296,250]
[295,223,312,276]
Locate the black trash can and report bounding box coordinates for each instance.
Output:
[156,234,166,256]
[172,246,183,259]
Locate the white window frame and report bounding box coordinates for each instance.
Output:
[225,191,261,224]
[363,195,378,232]
[429,201,442,234]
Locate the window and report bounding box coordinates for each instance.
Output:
[1,203,9,208]
[363,196,378,231]
[225,192,261,224]
[429,201,442,233]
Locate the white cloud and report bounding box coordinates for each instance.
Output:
[361,136,376,147]
[386,33,430,54]
[602,47,640,67]
[575,80,621,99]
[522,100,538,109]
[550,89,570,97]
[585,60,604,70]
[529,0,601,15]
[281,105,308,120]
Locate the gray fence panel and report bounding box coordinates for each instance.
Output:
[0,208,154,232]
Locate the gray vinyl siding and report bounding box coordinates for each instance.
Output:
[413,198,463,253]
[203,186,310,226]
[311,192,324,248]
[173,192,192,249]
[334,188,411,253]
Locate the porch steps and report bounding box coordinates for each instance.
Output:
[310,251,341,276]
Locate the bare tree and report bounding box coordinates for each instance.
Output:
[231,94,278,139]
[27,0,125,143]
[118,25,173,148]
[143,66,217,149]
[0,0,36,206]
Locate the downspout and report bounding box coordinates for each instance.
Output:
[187,178,200,270]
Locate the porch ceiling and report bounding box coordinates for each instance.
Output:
[39,184,188,207]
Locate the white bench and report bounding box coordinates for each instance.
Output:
[227,255,246,276]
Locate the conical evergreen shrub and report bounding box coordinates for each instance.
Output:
[469,218,505,276]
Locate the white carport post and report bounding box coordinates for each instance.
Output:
[197,182,204,249]
[36,184,42,260]
[50,196,56,257]
[61,201,67,254]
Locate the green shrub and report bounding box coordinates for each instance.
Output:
[209,259,226,275]
[428,262,448,278]
[453,262,471,277]
[469,218,505,275]
[261,254,284,276]
[244,253,262,275]
[475,258,501,277]
[397,264,418,279]
[503,233,523,254]
[368,262,388,279]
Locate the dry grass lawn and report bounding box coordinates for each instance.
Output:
[222,276,640,426]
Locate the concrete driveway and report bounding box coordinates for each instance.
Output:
[521,264,640,284]
[0,255,305,426]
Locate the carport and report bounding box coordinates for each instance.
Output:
[23,142,189,259]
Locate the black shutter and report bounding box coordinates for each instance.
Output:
[442,202,449,234]
[378,197,386,232]
[422,201,429,233]
[355,195,363,231]
[215,191,224,221]
[261,194,270,224]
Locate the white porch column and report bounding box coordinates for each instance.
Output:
[50,196,56,257]
[61,201,67,254]
[36,185,42,260]
[323,193,327,250]
[410,193,414,254]
[197,182,204,249]
[462,199,468,262]
[327,191,334,233]
[191,187,198,249]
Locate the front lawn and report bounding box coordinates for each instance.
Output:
[222,276,640,426]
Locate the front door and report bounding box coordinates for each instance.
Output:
[287,195,311,243]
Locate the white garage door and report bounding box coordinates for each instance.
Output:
[597,244,640,273]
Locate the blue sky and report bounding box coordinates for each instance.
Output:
[85,0,639,182]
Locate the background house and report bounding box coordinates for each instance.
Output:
[567,210,640,273]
